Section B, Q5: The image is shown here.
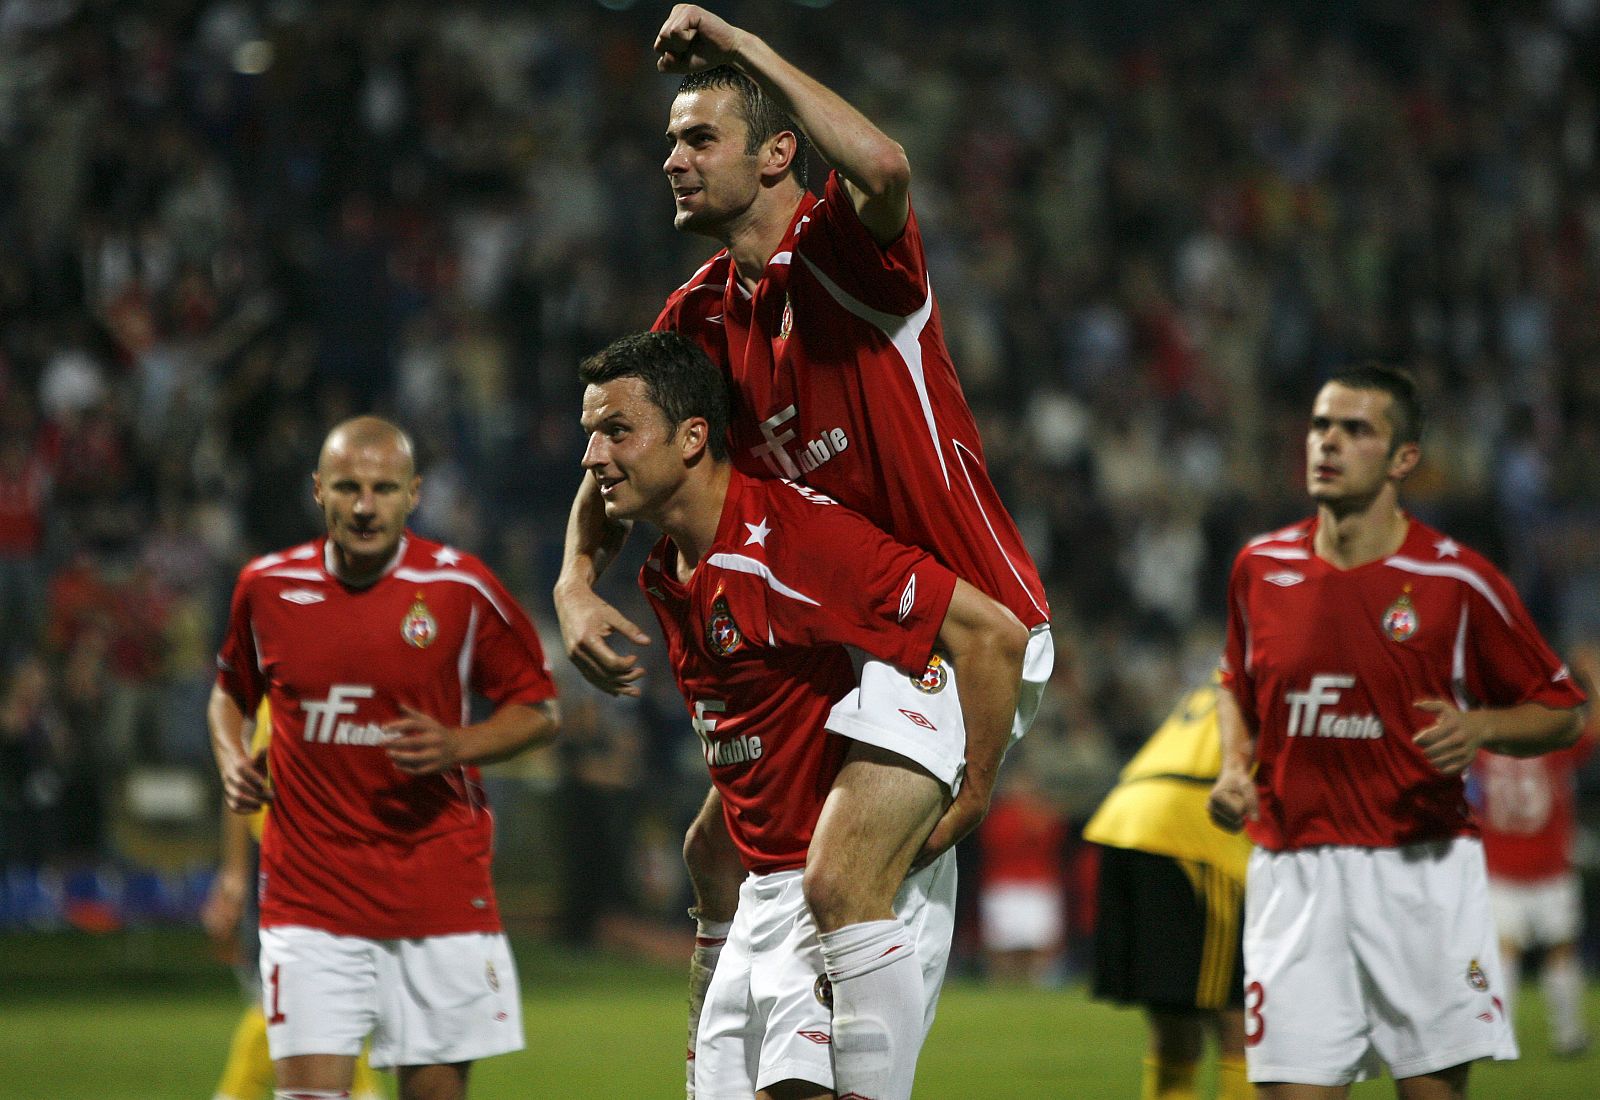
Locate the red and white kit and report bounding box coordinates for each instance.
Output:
[656,170,1048,633]
[216,533,556,939]
[640,469,958,873]
[1222,516,1586,852]
[1223,515,1585,1083]
[1476,738,1593,884]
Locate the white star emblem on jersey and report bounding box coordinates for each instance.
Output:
[744,518,772,547]
[434,546,463,566]
[1434,538,1461,559]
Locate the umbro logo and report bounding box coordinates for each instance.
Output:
[280,589,325,605]
[797,1030,831,1046]
[1264,571,1305,587]
[897,574,917,622]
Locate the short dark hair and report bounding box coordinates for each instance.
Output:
[579,331,730,461]
[678,66,808,186]
[1326,364,1424,449]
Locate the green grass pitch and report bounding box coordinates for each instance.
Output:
[1,930,1597,1097]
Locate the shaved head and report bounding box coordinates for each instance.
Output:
[313,416,420,583]
[320,416,416,477]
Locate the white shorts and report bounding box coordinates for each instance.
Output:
[1489,871,1583,951]
[979,882,1064,952]
[694,849,957,1097]
[827,625,1053,794]
[1243,838,1516,1086]
[258,926,523,1069]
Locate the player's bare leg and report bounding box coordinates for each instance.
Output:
[1256,1085,1348,1099]
[275,1053,358,1096]
[760,1079,833,1099]
[1144,1008,1205,1098]
[1214,1007,1253,1100]
[397,1061,470,1100]
[805,742,947,1100]
[683,788,744,1097]
[1394,1064,1469,1099]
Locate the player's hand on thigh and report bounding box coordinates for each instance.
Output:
[554,583,650,696]
[911,783,984,871]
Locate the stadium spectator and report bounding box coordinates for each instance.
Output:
[1085,677,1253,1100]
[1471,641,1600,1058]
[1208,366,1587,1097]
[576,328,1027,1100]
[208,416,559,1100]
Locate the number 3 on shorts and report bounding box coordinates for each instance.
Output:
[268,963,287,1024]
[1244,980,1265,1046]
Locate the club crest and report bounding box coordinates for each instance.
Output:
[402,593,437,648]
[706,595,744,656]
[1466,958,1488,992]
[911,653,949,694]
[778,294,794,341]
[813,974,833,1009]
[1382,587,1418,642]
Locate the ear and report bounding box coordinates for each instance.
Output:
[312,471,324,506]
[679,416,711,462]
[758,131,798,183]
[1389,441,1421,482]
[407,475,422,514]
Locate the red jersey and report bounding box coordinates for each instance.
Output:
[979,793,1067,889]
[1221,516,1585,851]
[216,533,555,938]
[655,171,1048,630]
[1473,737,1594,882]
[640,470,958,873]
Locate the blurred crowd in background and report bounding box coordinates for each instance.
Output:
[1,0,1598,969]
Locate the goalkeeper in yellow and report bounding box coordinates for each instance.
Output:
[1083,678,1254,1100]
[200,701,385,1100]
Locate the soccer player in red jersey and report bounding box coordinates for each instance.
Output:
[552,8,1052,1091]
[578,330,1027,1100]
[1207,366,1587,1099]
[209,417,559,1100]
[1472,642,1598,1057]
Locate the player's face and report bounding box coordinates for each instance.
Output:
[1305,383,1416,510]
[663,88,762,236]
[581,377,689,523]
[313,440,419,579]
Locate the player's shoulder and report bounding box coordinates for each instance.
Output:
[661,251,732,309]
[396,534,496,581]
[1383,520,1510,589]
[1233,519,1314,571]
[238,540,325,584]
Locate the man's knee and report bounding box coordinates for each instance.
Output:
[802,857,857,932]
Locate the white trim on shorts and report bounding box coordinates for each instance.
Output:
[694,849,958,1098]
[258,926,523,1069]
[1488,870,1583,951]
[826,625,1053,795]
[1243,837,1517,1086]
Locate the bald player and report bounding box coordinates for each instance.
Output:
[210,416,560,1100]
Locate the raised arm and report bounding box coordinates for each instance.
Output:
[655,4,911,244]
[914,579,1028,863]
[553,472,651,696]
